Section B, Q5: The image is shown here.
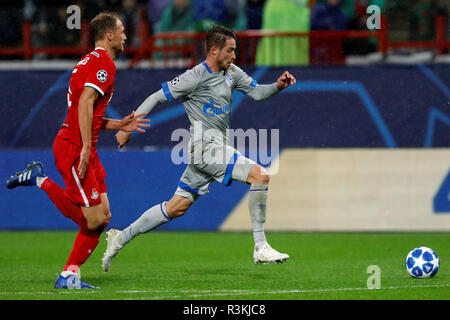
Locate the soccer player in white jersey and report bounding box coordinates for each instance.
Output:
[101,25,296,270]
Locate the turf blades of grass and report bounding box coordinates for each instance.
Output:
[0,231,449,300]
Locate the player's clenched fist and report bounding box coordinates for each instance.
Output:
[276,71,296,90]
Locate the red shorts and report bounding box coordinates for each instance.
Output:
[53,135,107,207]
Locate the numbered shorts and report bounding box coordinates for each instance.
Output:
[53,135,106,207]
[175,142,256,202]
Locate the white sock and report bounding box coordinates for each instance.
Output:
[118,202,171,247]
[61,270,80,278]
[249,183,268,249]
[36,176,47,188]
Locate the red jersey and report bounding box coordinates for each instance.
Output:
[58,47,116,147]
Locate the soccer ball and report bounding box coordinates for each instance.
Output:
[405,246,440,278]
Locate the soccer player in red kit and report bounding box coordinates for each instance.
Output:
[6,12,149,289]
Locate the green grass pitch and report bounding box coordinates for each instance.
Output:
[0,231,449,300]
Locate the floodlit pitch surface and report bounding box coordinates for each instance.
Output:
[0,231,449,300]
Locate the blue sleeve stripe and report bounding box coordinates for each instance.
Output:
[161,82,174,101]
[178,181,199,195]
[222,153,240,187]
[250,79,257,87]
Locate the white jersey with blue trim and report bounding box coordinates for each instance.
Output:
[162,62,257,144]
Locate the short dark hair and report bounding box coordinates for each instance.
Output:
[89,11,121,42]
[206,25,236,52]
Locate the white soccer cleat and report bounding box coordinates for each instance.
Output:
[101,229,123,272]
[253,243,289,264]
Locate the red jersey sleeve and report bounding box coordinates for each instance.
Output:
[84,55,115,96]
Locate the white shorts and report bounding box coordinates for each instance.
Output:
[175,141,256,202]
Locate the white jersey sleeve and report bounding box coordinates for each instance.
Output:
[232,64,257,94]
[162,68,200,100]
[231,64,279,101]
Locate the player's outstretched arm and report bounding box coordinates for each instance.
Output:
[101,111,150,132]
[115,89,168,149]
[246,71,296,102]
[112,112,150,149]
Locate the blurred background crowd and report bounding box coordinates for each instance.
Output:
[0,0,448,61]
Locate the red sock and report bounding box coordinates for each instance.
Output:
[40,178,109,273]
[40,177,88,230]
[63,228,102,273]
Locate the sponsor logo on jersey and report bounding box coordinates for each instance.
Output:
[97,70,108,83]
[203,98,230,116]
[225,75,233,87]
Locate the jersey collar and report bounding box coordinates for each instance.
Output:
[202,61,213,74]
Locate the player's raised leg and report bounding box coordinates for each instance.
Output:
[101,195,192,271]
[6,161,108,288]
[6,162,89,230]
[246,164,289,264]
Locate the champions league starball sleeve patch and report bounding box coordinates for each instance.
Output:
[97,70,108,83]
[170,76,180,86]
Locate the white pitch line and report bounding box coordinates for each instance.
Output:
[147,284,450,300]
[0,289,251,296]
[120,283,450,295]
[1,284,449,298]
[117,289,252,294]
[0,290,103,295]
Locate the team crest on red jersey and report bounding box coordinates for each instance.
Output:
[91,188,99,200]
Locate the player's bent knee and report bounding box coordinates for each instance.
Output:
[100,193,110,218]
[105,211,111,224]
[170,209,187,219]
[247,165,270,185]
[84,208,108,231]
[165,196,191,219]
[166,205,187,219]
[87,215,109,232]
[253,172,270,185]
[257,172,270,185]
[86,217,105,231]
